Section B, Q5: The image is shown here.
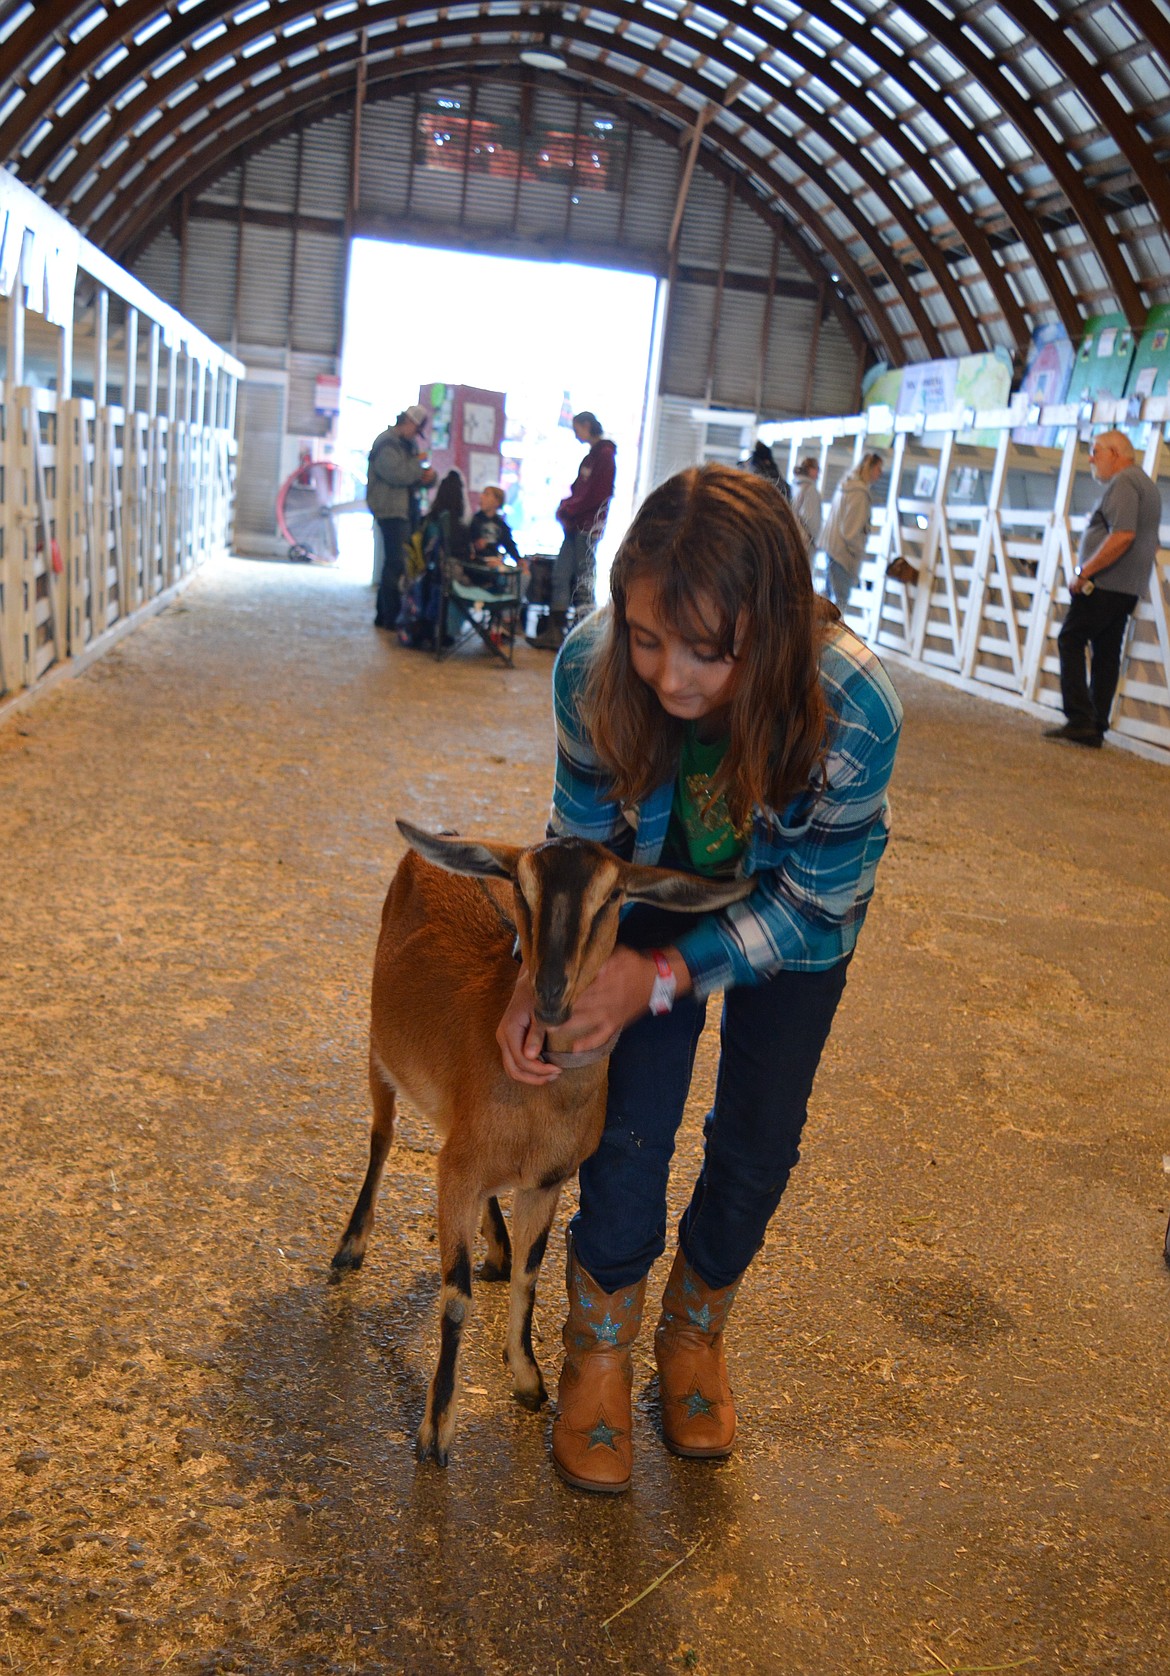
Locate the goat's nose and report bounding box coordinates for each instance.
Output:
[533,975,571,1028]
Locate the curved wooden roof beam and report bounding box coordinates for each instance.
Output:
[93,46,904,362]
[26,0,984,354]
[11,0,1034,347]
[576,0,1083,341]
[888,0,1149,329]
[703,0,1089,341]
[2,0,1132,346]
[114,60,869,361]
[997,0,1170,241]
[50,7,960,357]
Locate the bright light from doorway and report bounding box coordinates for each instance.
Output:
[337,239,660,591]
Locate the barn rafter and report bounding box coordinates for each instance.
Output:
[2,0,1168,367]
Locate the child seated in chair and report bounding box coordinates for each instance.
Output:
[466,485,522,593]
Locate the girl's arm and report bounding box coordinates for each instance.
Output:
[672,652,902,996]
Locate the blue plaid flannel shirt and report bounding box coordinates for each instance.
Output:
[549,611,903,998]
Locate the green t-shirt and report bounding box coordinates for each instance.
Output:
[660,726,750,876]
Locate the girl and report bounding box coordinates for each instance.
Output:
[498,464,902,1493]
[819,450,884,610]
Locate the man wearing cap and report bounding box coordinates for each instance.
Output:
[369,405,436,631]
[1044,429,1160,747]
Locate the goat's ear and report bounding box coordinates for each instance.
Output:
[620,865,756,914]
[396,820,523,881]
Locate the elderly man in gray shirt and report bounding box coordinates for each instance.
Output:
[1044,429,1162,747]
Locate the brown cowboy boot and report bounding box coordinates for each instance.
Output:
[552,1239,646,1494]
[654,1248,741,1458]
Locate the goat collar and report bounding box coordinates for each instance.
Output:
[541,1030,621,1069]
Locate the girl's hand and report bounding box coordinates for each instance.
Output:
[497,969,562,1085]
[563,946,690,1052]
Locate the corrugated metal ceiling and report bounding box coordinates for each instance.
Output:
[1,0,1169,367]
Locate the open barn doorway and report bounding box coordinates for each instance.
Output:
[335,238,663,596]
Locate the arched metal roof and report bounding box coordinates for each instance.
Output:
[2,0,1168,368]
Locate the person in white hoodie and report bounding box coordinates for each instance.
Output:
[791,457,823,559]
[819,452,884,609]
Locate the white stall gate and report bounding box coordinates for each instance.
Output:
[1,167,243,712]
[767,397,1170,766]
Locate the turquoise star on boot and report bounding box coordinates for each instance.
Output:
[587,1418,621,1451]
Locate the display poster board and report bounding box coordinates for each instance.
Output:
[419,381,506,512]
[861,365,903,445]
[1123,304,1170,402]
[863,353,1010,447]
[1069,313,1136,405]
[1011,323,1076,447]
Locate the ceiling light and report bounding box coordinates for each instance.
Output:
[519,46,566,70]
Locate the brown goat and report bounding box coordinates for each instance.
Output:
[331,820,753,1466]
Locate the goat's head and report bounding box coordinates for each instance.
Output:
[398,821,754,1027]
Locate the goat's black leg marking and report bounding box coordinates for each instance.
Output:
[419,1244,472,1467]
[478,1195,512,1282]
[503,1186,560,1411]
[418,1153,479,1467]
[331,1065,396,1276]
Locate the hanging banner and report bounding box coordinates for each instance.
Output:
[1069,312,1135,405]
[1124,304,1170,403]
[1012,323,1076,447]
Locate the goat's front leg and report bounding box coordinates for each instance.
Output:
[502,1183,561,1411]
[417,1149,480,1467]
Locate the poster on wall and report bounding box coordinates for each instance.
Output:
[1011,323,1076,447]
[1123,304,1170,402]
[892,351,1012,446]
[861,364,903,444]
[1069,313,1135,404]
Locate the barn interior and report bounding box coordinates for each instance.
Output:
[1,4,1169,1672]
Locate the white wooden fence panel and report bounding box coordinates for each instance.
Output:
[766,396,1170,765]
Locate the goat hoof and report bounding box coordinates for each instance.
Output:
[330,1246,365,1273]
[515,1386,547,1412]
[415,1424,450,1468]
[478,1260,511,1283]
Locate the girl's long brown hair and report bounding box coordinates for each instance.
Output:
[581,463,837,827]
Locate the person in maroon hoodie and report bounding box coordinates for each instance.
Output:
[529,412,617,649]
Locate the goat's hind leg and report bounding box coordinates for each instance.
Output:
[478,1196,512,1281]
[502,1183,560,1411]
[417,1149,480,1467]
[331,1051,397,1275]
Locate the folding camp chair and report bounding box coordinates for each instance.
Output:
[434,559,523,667]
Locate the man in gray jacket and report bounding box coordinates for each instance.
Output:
[369,404,436,630]
[819,452,883,609]
[1044,429,1160,747]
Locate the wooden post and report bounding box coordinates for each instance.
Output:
[124,306,138,414]
[94,288,108,408]
[802,280,826,417]
[754,231,780,419]
[147,321,160,419]
[704,178,735,406]
[6,231,26,386]
[57,305,74,401]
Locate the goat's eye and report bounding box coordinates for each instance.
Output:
[607,889,622,906]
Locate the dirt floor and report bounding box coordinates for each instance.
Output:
[1,556,1168,1676]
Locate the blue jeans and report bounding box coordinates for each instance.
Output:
[551,530,595,612]
[826,558,855,610]
[570,905,851,1292]
[374,516,409,626]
